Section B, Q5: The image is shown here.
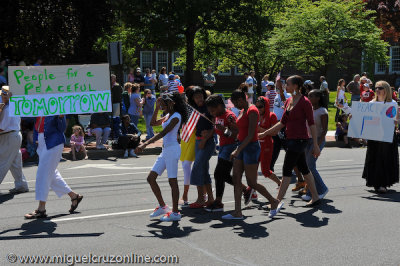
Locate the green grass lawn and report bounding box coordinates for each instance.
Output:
[136,90,348,134]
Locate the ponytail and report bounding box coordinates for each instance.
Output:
[287,75,307,96]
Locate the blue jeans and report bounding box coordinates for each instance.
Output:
[305,138,328,196]
[190,139,215,186]
[218,143,237,161]
[129,115,140,127]
[144,113,154,139]
[351,95,360,104]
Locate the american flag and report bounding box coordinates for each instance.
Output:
[181,105,201,142]
[275,72,281,82]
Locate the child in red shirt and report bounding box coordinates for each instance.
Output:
[256,97,281,187]
[361,83,375,102]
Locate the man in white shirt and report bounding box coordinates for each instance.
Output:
[245,70,257,103]
[0,86,29,194]
[319,76,329,109]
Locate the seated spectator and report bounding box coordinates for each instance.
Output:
[70,125,88,161]
[117,115,141,158]
[336,114,351,148]
[89,113,111,150]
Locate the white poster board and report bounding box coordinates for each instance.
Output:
[7,64,111,117]
[348,101,398,143]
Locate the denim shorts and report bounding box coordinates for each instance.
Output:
[190,139,215,186]
[218,143,237,161]
[237,141,261,165]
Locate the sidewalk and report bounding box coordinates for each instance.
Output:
[62,131,342,159]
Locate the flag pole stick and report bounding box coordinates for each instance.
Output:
[184,102,215,125]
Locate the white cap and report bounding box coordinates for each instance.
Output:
[364,83,370,88]
[267,81,275,86]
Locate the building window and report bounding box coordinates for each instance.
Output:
[156,51,168,73]
[375,62,386,74]
[390,46,400,73]
[234,66,245,76]
[140,51,152,71]
[172,51,184,75]
[218,61,231,76]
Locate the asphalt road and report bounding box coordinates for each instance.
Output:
[0,147,399,266]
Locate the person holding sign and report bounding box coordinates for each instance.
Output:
[362,81,399,193]
[24,115,83,219]
[0,86,29,194]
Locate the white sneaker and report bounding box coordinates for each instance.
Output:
[129,149,138,158]
[123,150,129,158]
[319,188,329,199]
[160,211,181,221]
[149,205,170,218]
[301,195,312,201]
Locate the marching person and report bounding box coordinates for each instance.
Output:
[24,115,83,219]
[259,75,321,208]
[0,86,29,194]
[362,81,399,193]
[223,90,281,220]
[135,92,188,221]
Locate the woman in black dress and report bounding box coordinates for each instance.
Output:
[362,80,399,193]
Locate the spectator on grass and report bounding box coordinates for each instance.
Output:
[347,74,361,103]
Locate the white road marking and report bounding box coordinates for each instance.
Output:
[329,160,354,163]
[66,164,153,170]
[45,201,236,223]
[3,169,183,185]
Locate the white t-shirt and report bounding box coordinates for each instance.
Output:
[162,112,181,147]
[0,105,20,132]
[273,91,291,121]
[246,77,256,94]
[261,80,269,93]
[313,107,328,138]
[337,87,345,103]
[159,74,169,87]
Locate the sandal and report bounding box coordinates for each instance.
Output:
[24,209,47,219]
[69,194,83,213]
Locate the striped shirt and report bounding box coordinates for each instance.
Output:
[266,89,277,110]
[167,80,179,92]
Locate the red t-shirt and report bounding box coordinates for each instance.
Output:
[281,96,314,139]
[259,112,278,143]
[35,117,45,133]
[237,105,259,142]
[361,89,375,102]
[215,110,237,146]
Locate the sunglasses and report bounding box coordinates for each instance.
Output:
[376,87,385,91]
[256,105,264,109]
[161,93,174,102]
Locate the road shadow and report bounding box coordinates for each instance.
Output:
[279,199,341,228]
[180,207,217,224]
[134,221,200,239]
[0,219,103,240]
[362,189,400,203]
[0,193,15,204]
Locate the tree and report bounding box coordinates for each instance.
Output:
[269,0,389,77]
[117,0,270,86]
[365,0,400,43]
[0,0,113,64]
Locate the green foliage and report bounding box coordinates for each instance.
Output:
[269,0,389,75]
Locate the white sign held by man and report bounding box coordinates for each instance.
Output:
[348,101,398,143]
[7,64,111,117]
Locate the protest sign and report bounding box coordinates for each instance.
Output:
[7,64,111,117]
[348,101,398,143]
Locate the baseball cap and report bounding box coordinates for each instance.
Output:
[360,76,368,81]
[168,74,175,79]
[1,86,9,95]
[304,80,314,85]
[364,83,370,88]
[136,67,141,72]
[267,81,275,86]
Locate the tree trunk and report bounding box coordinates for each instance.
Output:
[184,30,196,87]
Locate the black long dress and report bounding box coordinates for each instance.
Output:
[362,134,399,189]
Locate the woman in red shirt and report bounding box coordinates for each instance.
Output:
[259,75,321,208]
[222,90,280,220]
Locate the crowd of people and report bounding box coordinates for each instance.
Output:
[0,58,399,222]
